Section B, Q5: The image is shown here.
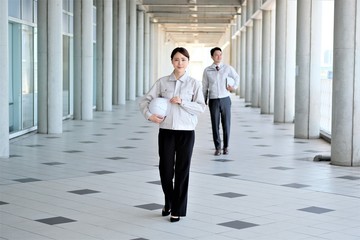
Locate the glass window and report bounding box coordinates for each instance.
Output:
[9,0,21,18]
[21,25,35,129]
[34,0,38,23]
[8,2,37,135]
[320,1,334,135]
[63,35,70,116]
[93,44,96,106]
[63,0,74,12]
[93,7,96,41]
[62,0,74,34]
[22,0,34,22]
[9,23,22,133]
[34,27,38,126]
[69,15,73,34]
[63,13,69,33]
[69,0,74,12]
[63,0,69,11]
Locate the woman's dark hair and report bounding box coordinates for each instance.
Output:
[171,47,190,60]
[210,47,222,56]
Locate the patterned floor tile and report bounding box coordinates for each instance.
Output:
[298,206,335,214]
[218,220,259,230]
[36,216,76,225]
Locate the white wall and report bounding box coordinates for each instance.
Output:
[154,26,232,82]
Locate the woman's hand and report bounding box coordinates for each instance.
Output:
[149,114,165,123]
[170,96,182,105]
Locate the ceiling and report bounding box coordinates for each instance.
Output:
[140,0,242,47]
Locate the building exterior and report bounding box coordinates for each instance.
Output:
[0,0,359,166]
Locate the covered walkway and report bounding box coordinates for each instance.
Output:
[2,96,360,240]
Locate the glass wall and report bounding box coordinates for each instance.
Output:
[93,5,97,107]
[21,25,35,129]
[63,35,71,116]
[320,1,334,135]
[62,0,74,118]
[8,23,21,133]
[8,0,37,136]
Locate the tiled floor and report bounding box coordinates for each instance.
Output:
[1,96,360,240]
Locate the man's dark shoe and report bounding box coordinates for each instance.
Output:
[214,149,221,156]
[223,148,229,155]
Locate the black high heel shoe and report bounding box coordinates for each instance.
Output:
[170,216,180,222]
[162,208,171,216]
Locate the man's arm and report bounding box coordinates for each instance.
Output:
[202,68,209,104]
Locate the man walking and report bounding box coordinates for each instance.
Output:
[202,47,240,156]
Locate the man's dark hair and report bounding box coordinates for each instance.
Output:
[210,47,222,56]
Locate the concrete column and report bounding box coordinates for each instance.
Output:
[245,0,253,103]
[240,3,247,99]
[240,31,246,99]
[261,8,275,114]
[331,0,360,166]
[128,0,137,100]
[0,0,9,157]
[150,23,159,83]
[112,0,126,105]
[96,0,112,111]
[252,17,262,107]
[137,10,144,97]
[294,0,321,138]
[231,24,237,69]
[235,22,241,96]
[112,0,119,105]
[274,0,297,123]
[254,0,261,10]
[74,0,93,120]
[119,0,127,104]
[37,0,62,134]
[245,26,253,103]
[236,15,241,86]
[248,0,254,16]
[144,13,151,93]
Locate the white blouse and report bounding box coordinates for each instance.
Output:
[139,71,205,131]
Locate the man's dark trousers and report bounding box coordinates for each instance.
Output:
[208,96,231,150]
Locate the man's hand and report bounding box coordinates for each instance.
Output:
[227,85,235,92]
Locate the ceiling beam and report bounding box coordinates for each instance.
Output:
[141,0,242,6]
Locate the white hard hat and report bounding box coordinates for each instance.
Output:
[149,97,170,117]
